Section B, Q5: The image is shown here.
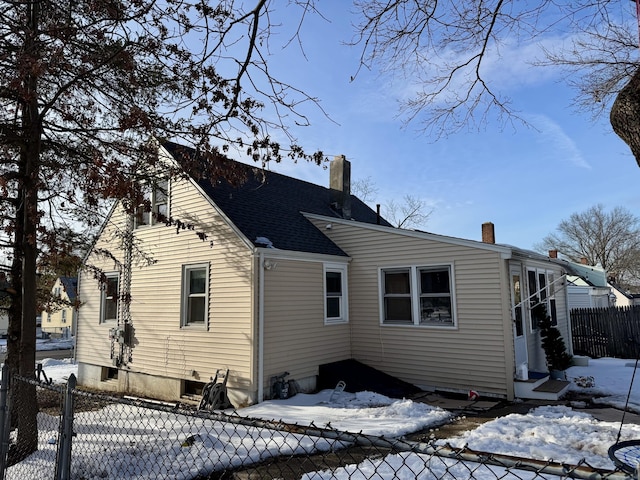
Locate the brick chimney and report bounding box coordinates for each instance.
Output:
[580,257,588,265]
[330,155,351,219]
[548,250,558,259]
[481,222,495,244]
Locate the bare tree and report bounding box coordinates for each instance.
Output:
[0,0,324,456]
[352,177,431,229]
[385,195,432,229]
[350,1,640,167]
[351,176,379,204]
[536,205,640,288]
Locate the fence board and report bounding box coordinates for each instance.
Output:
[571,306,640,359]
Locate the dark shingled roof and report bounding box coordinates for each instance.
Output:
[163,141,391,256]
[60,277,78,301]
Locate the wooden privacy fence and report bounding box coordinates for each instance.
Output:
[571,306,640,359]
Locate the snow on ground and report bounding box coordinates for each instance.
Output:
[0,335,74,353]
[12,346,640,479]
[239,389,452,437]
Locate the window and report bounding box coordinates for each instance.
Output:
[527,268,558,331]
[419,267,453,325]
[381,265,456,327]
[61,310,67,323]
[383,268,412,324]
[100,273,119,323]
[182,264,209,327]
[511,273,523,337]
[324,264,348,324]
[135,178,169,228]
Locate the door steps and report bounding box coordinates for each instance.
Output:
[514,372,570,401]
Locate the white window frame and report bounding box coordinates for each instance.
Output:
[181,263,209,329]
[135,178,169,228]
[379,264,456,328]
[100,272,120,324]
[323,263,348,325]
[527,267,558,332]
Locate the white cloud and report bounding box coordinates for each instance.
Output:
[526,113,591,170]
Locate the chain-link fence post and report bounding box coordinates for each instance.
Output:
[55,373,76,480]
[0,364,10,480]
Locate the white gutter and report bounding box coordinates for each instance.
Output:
[258,252,265,402]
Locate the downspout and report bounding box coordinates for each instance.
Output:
[73,272,80,363]
[258,252,265,402]
[564,272,575,355]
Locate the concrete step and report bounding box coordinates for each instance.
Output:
[514,374,571,401]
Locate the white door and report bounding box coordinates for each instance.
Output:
[511,268,528,372]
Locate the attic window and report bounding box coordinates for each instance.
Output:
[135,178,169,228]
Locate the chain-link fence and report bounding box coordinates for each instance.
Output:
[0,367,634,479]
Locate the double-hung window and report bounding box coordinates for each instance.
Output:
[324,264,348,324]
[135,178,169,228]
[181,263,209,328]
[381,265,455,327]
[419,267,453,325]
[382,268,413,324]
[100,273,119,323]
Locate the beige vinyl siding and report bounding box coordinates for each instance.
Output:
[307,218,511,397]
[41,277,75,334]
[77,176,255,392]
[262,258,350,391]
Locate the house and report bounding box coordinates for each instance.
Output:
[41,276,78,338]
[608,282,640,307]
[76,142,573,406]
[546,252,613,310]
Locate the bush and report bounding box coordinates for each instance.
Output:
[532,302,572,372]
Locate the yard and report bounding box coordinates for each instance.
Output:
[22,355,640,479]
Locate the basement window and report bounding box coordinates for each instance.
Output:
[101,367,118,381]
[182,380,205,398]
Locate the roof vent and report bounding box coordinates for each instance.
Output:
[255,236,274,248]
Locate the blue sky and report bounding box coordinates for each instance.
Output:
[241,3,640,251]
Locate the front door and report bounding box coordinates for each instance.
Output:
[511,267,528,373]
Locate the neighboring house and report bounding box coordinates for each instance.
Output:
[76,142,574,406]
[608,282,640,307]
[547,254,613,310]
[41,276,77,338]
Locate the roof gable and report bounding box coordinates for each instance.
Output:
[59,276,78,301]
[162,142,391,256]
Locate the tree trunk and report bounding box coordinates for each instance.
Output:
[9,0,42,459]
[610,67,640,167]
